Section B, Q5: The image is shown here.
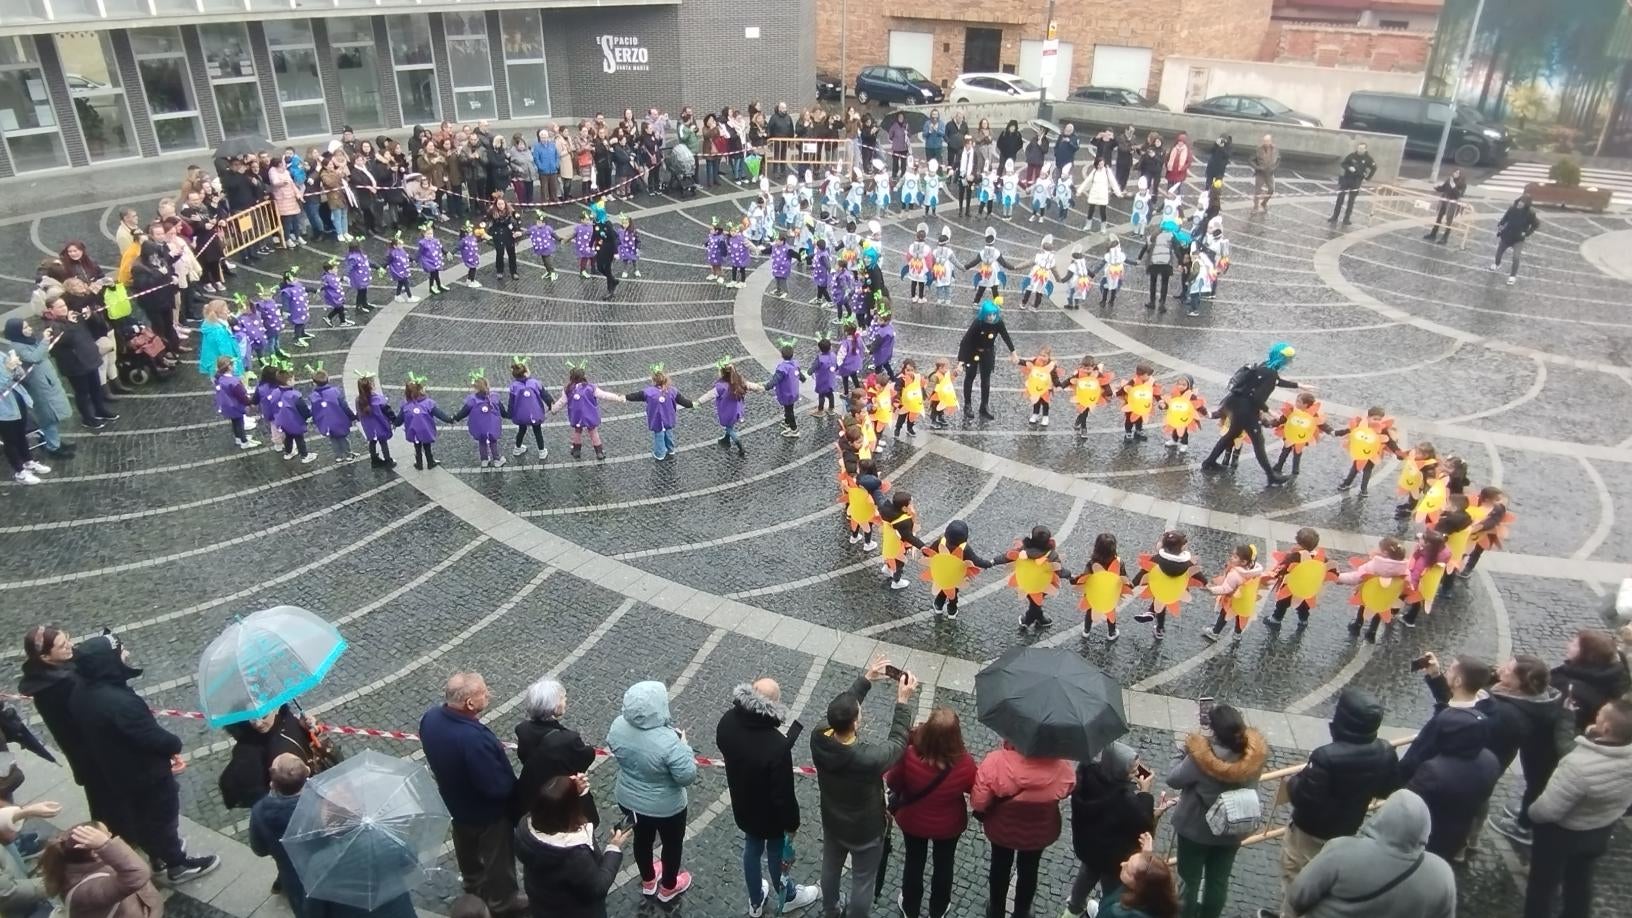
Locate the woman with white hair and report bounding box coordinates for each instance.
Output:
[514,677,599,825]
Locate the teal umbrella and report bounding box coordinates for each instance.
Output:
[197,605,347,728]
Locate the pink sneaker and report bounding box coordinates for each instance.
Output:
[639,878,658,897]
[656,871,692,903]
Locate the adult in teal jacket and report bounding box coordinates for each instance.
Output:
[196,299,240,377]
[606,681,698,898]
[3,318,73,457]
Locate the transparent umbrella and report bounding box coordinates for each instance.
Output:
[281,750,451,911]
[197,605,347,728]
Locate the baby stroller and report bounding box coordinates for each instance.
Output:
[663,141,696,198]
[116,321,177,386]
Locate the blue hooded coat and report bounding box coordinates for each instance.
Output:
[605,681,698,817]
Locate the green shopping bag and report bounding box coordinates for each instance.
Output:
[746,153,763,180]
[104,283,133,321]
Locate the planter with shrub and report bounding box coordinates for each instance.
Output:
[1523,158,1612,212]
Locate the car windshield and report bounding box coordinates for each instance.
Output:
[901,68,930,83]
[1257,97,1291,114]
[1010,79,1041,92]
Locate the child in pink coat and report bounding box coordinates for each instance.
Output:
[1338,535,1410,642]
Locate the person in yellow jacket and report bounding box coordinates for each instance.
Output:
[892,359,927,439]
[928,358,958,430]
[1204,544,1265,643]
[1063,356,1113,441]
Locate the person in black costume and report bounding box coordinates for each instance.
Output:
[955,298,1015,420]
[1200,342,1310,485]
[487,196,521,281]
[593,221,620,299]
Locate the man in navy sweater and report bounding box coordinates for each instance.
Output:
[421,672,527,915]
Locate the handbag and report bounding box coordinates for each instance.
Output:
[1204,786,1264,837]
[886,763,953,815]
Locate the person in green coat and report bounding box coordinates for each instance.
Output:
[195,298,241,377]
[1098,833,1179,918]
[3,318,74,458]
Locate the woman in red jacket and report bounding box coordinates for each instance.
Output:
[885,708,977,918]
[1164,131,1192,189]
[972,740,1076,918]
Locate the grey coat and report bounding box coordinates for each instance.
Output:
[1166,729,1268,846]
[1288,790,1456,918]
[9,337,71,427]
[1529,734,1632,831]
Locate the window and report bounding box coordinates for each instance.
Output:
[499,9,550,118]
[48,0,106,20]
[1241,99,1271,117]
[1010,78,1040,93]
[198,23,266,138]
[0,36,67,172]
[1426,101,1452,124]
[444,12,495,120]
[56,31,138,162]
[130,27,204,153]
[328,17,384,131]
[386,14,438,124]
[266,19,328,138]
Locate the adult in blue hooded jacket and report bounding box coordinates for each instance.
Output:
[607,680,699,898]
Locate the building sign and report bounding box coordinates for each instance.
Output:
[597,35,651,74]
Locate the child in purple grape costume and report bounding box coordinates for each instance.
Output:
[528,213,559,280]
[354,372,398,468]
[308,365,357,461]
[387,235,415,303]
[343,242,374,316]
[812,336,838,416]
[272,366,315,463]
[459,223,483,288]
[616,215,641,278]
[868,308,897,378]
[713,360,762,458]
[417,224,447,295]
[236,296,267,362]
[837,320,866,397]
[706,219,726,284]
[321,259,351,327]
[399,375,454,470]
[561,362,622,461]
[769,233,793,298]
[252,360,281,449]
[453,371,510,468]
[508,358,555,460]
[574,212,596,277]
[277,269,312,348]
[212,355,257,450]
[767,339,807,437]
[811,238,833,306]
[624,365,694,461]
[254,285,284,357]
[726,222,753,289]
[831,262,854,322]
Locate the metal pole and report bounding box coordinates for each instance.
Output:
[1039,0,1055,105]
[840,0,848,111]
[1431,0,1487,183]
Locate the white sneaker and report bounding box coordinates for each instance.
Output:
[281,452,295,461]
[889,579,910,590]
[1028,412,1039,425]
[300,453,317,464]
[537,447,549,461]
[480,459,490,468]
[513,445,529,456]
[467,279,483,288]
[13,470,40,484]
[1506,276,1516,286]
[244,416,257,430]
[1040,415,1050,427]
[24,461,50,474]
[785,885,819,912]
[405,294,419,303]
[238,438,260,449]
[492,456,506,468]
[862,540,878,552]
[881,563,893,575]
[1178,442,1188,454]
[849,531,863,544]
[634,270,643,278]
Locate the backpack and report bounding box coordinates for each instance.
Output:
[1205,786,1264,837]
[1226,363,1260,397]
[1148,231,1174,267]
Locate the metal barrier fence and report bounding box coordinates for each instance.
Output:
[221,198,285,257]
[1368,185,1475,249]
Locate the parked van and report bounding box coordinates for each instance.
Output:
[1341,91,1511,166]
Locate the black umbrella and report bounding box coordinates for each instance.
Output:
[0,704,56,763]
[214,134,276,162]
[975,647,1127,760]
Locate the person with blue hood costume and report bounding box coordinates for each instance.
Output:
[1200,342,1309,485]
[956,297,1016,420]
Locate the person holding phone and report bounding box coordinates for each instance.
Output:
[1167,703,1266,918]
[606,681,698,903]
[1063,742,1168,917]
[514,774,631,918]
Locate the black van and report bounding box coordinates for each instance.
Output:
[1341,91,1512,166]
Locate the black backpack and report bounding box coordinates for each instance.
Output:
[1227,363,1261,397]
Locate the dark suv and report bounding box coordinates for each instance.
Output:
[854,65,943,105]
[1341,91,1511,166]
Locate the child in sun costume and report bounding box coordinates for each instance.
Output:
[841,457,886,550]
[922,518,992,619]
[1337,407,1405,494]
[878,491,925,591]
[1131,530,1206,640]
[1267,527,1338,627]
[1073,533,1133,641]
[1120,363,1159,442]
[1205,544,1266,643]
[928,359,959,429]
[1005,525,1064,630]
[892,359,927,438]
[1271,392,1332,477]
[1065,356,1114,441]
[1400,529,1452,627]
[1017,347,1062,427]
[1158,375,1207,454]
[1338,535,1410,643]
[865,372,896,452]
[1460,485,1514,576]
[1395,442,1442,520]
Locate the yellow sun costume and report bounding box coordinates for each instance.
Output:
[1161,389,1206,439]
[1275,400,1326,454]
[1348,559,1407,622]
[1069,368,1113,413]
[1022,359,1057,405]
[930,369,959,413]
[1005,544,1063,605]
[1216,573,1263,621]
[1467,496,1515,552]
[1217,411,1248,451]
[1271,548,1338,610]
[1074,560,1132,621]
[897,372,926,422]
[838,471,886,534]
[1136,553,1203,616]
[921,537,982,601]
[869,380,895,433]
[1342,416,1391,470]
[879,507,917,564]
[1121,378,1159,424]
[856,421,877,461]
[1406,556,1448,614]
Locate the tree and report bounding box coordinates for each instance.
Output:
[1506,83,1550,128]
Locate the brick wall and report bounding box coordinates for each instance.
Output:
[1265,22,1430,72]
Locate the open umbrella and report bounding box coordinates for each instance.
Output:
[1030,118,1061,138]
[975,647,1127,760]
[197,605,347,728]
[281,750,450,911]
[214,134,276,162]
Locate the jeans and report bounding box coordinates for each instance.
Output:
[1175,836,1240,918]
[988,844,1043,918]
[704,157,720,187]
[1524,822,1613,918]
[450,819,520,911]
[1495,238,1525,277]
[328,434,352,457]
[820,836,884,918]
[744,834,793,908]
[651,427,676,459]
[901,833,957,918]
[302,199,326,236]
[280,214,301,241]
[624,807,686,886]
[331,206,349,239]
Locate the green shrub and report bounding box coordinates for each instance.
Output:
[1549,158,1582,187]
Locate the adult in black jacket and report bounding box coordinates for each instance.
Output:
[487,137,513,199]
[1268,688,1400,918]
[1064,741,1156,916]
[513,677,598,826]
[131,238,181,351]
[766,103,795,178]
[1203,135,1232,185]
[41,299,116,428]
[488,198,521,281]
[219,157,262,212]
[514,775,630,918]
[956,300,1015,420]
[67,631,219,881]
[1492,194,1540,284]
[1551,628,1630,734]
[1485,655,1568,847]
[19,626,118,825]
[1327,142,1376,224]
[592,222,619,299]
[1404,706,1501,859]
[218,705,313,810]
[1424,168,1466,243]
[716,678,816,914]
[995,120,1025,168]
[1199,342,1306,484]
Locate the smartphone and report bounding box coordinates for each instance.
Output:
[613,812,634,833]
[1410,653,1434,672]
[1197,696,1214,730]
[884,665,909,683]
[1134,762,1153,781]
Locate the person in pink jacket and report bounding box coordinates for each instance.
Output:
[268,159,306,250]
[971,740,1075,918]
[1204,544,1266,644]
[1337,536,1410,643]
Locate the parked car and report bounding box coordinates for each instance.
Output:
[817,72,843,101]
[1341,90,1511,166]
[1069,85,1166,110]
[1184,94,1321,127]
[950,73,1042,104]
[855,65,943,105]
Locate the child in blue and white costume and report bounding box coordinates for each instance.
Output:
[1054,163,1077,220]
[798,169,816,209]
[930,227,955,306]
[1161,180,1185,225]
[792,208,815,264]
[999,159,1020,218]
[1020,234,1058,310]
[898,157,921,210]
[977,164,997,217]
[1062,248,1095,311]
[870,159,892,217]
[1099,235,1127,308]
[845,168,865,218]
[1131,176,1153,239]
[823,166,843,215]
[781,175,802,229]
[1029,162,1055,223]
[921,160,943,216]
[747,193,772,250]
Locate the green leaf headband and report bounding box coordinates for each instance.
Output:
[392,230,403,244]
[324,258,339,269]
[468,368,487,383]
[352,368,376,380]
[463,221,475,233]
[285,266,300,277]
[511,355,529,368]
[842,318,858,332]
[304,361,325,375]
[715,355,734,370]
[534,210,546,221]
[776,337,798,349]
[255,283,274,297]
[231,292,247,306]
[420,222,435,232]
[649,362,666,374]
[565,359,588,372]
[406,372,428,385]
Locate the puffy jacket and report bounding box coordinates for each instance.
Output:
[1404,707,1501,858]
[514,717,598,826]
[971,742,1074,851]
[514,822,621,918]
[716,684,802,839]
[1288,688,1401,840]
[1529,734,1632,831]
[508,145,535,182]
[218,705,312,809]
[884,744,976,840]
[1551,656,1631,733]
[418,704,516,826]
[1068,744,1154,878]
[1485,686,1568,789]
[1166,729,1268,845]
[606,681,697,817]
[533,140,560,176]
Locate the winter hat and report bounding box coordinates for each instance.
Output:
[938,227,951,243]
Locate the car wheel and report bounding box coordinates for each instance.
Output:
[1453,143,1483,168]
[857,90,869,105]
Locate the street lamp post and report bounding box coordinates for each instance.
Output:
[1039,1,1056,105]
[1431,0,1487,183]
[840,0,848,111]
